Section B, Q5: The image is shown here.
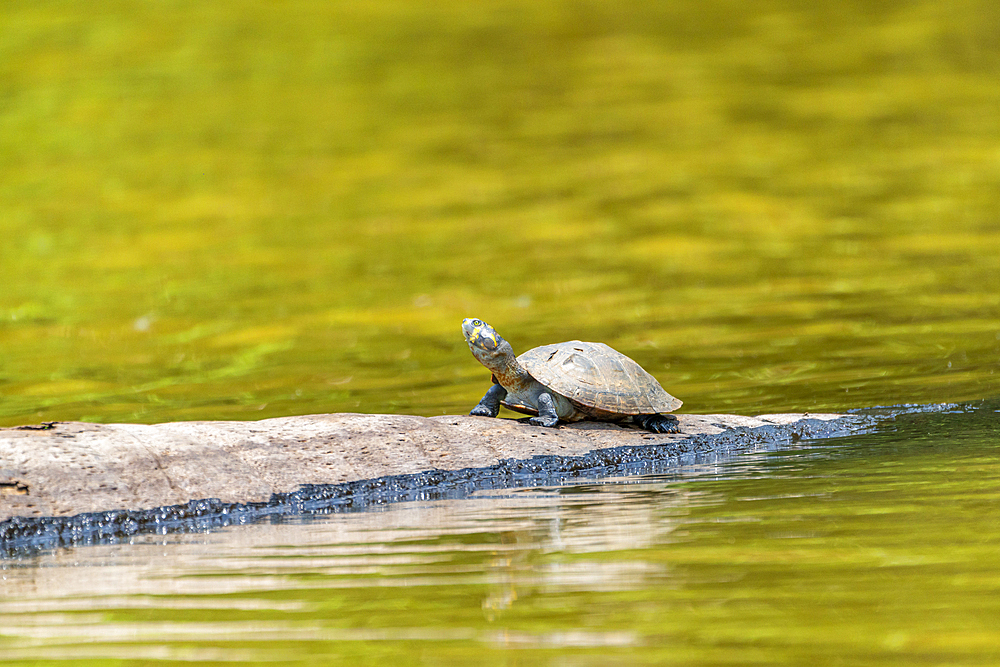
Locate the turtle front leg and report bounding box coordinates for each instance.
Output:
[470,383,507,418]
[527,392,560,428]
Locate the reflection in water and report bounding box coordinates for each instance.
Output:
[0,481,697,658]
[1,480,694,599]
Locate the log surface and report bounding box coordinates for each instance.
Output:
[0,412,864,523]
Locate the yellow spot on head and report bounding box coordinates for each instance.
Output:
[472,324,497,349]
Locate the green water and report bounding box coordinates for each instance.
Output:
[3,1,1000,663]
[2,406,999,665]
[1,0,998,426]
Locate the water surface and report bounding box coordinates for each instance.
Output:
[2,0,999,425]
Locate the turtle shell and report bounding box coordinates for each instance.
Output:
[518,341,682,416]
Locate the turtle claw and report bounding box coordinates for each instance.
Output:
[470,405,497,418]
[528,415,560,428]
[636,414,680,434]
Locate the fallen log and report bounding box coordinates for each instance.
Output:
[0,412,869,526]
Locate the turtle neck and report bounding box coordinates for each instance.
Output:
[473,341,533,392]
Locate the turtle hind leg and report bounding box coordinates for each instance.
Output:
[634,414,680,434]
[470,383,507,418]
[527,392,560,428]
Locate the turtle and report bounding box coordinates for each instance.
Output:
[462,318,682,433]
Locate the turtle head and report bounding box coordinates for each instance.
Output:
[462,318,515,369]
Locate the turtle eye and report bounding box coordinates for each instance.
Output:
[472,319,482,327]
